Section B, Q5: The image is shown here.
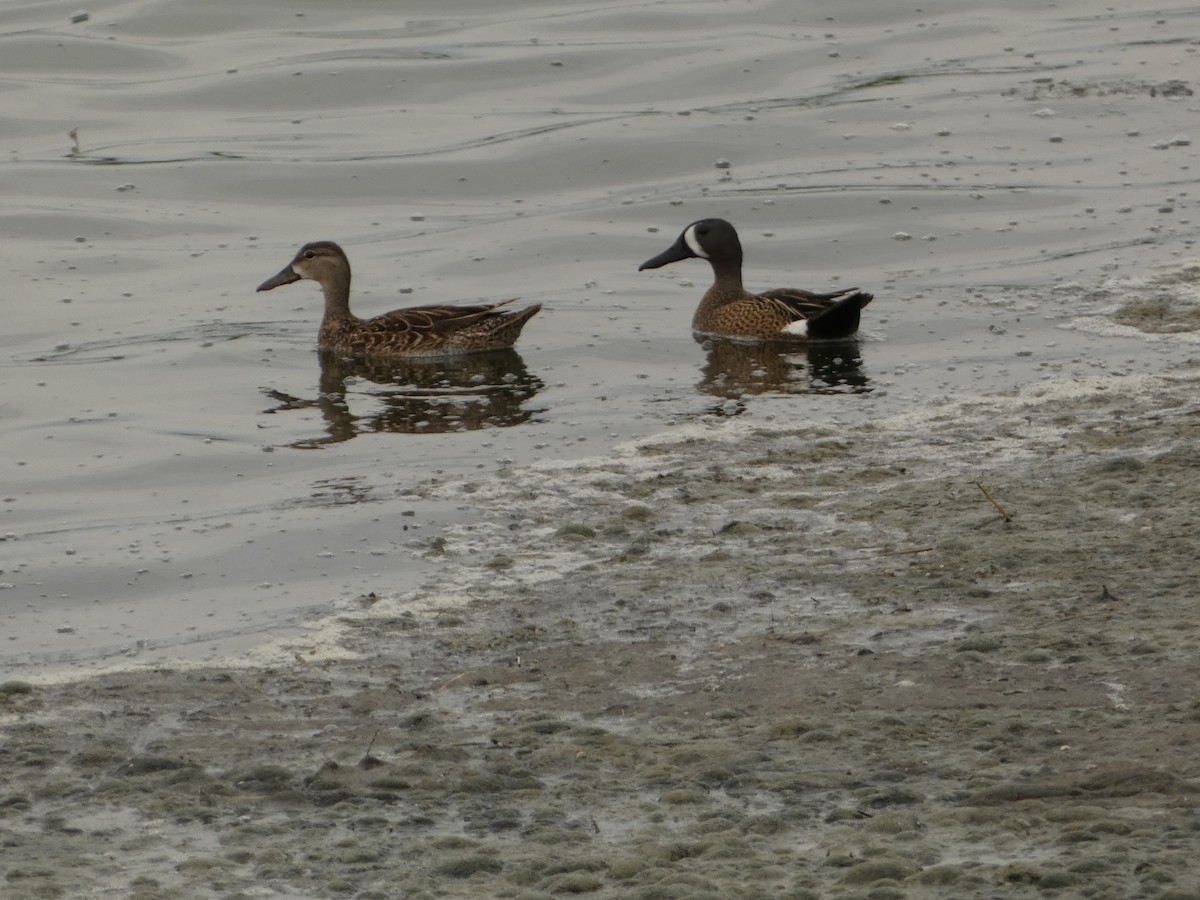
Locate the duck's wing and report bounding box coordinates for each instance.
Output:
[758,287,869,319]
[361,299,521,335]
[343,299,540,356]
[758,288,874,340]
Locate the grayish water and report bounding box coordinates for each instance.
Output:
[2,0,1197,674]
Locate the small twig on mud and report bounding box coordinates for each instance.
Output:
[976,482,1011,522]
[1020,604,1117,629]
[358,730,385,769]
[438,672,468,691]
[881,546,933,555]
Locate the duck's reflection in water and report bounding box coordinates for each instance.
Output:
[263,349,545,447]
[697,338,871,413]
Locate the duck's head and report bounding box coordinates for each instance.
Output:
[257,241,350,292]
[638,218,742,271]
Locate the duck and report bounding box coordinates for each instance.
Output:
[638,218,872,342]
[256,241,541,358]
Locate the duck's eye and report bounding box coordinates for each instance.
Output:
[304,250,316,259]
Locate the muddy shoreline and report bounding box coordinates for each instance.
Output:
[5,1,1200,895]
[5,349,1200,899]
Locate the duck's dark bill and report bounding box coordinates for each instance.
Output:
[257,267,301,292]
[638,236,693,271]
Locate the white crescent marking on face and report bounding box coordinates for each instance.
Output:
[781,319,809,337]
[683,224,709,259]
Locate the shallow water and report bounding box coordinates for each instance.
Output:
[2,0,1198,674]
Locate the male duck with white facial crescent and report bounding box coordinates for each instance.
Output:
[639,218,872,343]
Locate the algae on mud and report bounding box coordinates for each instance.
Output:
[4,349,1200,899]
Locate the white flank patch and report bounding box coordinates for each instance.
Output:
[683,224,709,259]
[781,318,809,337]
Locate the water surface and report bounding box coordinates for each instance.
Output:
[2,0,1197,673]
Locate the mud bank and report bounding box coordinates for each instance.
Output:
[4,336,1200,898]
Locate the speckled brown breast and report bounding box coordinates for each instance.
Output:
[693,295,798,341]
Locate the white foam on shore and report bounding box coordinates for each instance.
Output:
[19,361,1199,690]
[1069,316,1200,342]
[1064,259,1200,341]
[18,257,1200,686]
[270,364,1200,668]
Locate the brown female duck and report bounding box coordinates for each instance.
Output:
[639,218,872,342]
[257,241,540,358]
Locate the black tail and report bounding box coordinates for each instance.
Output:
[805,291,873,340]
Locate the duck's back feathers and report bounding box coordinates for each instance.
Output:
[330,300,542,357]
